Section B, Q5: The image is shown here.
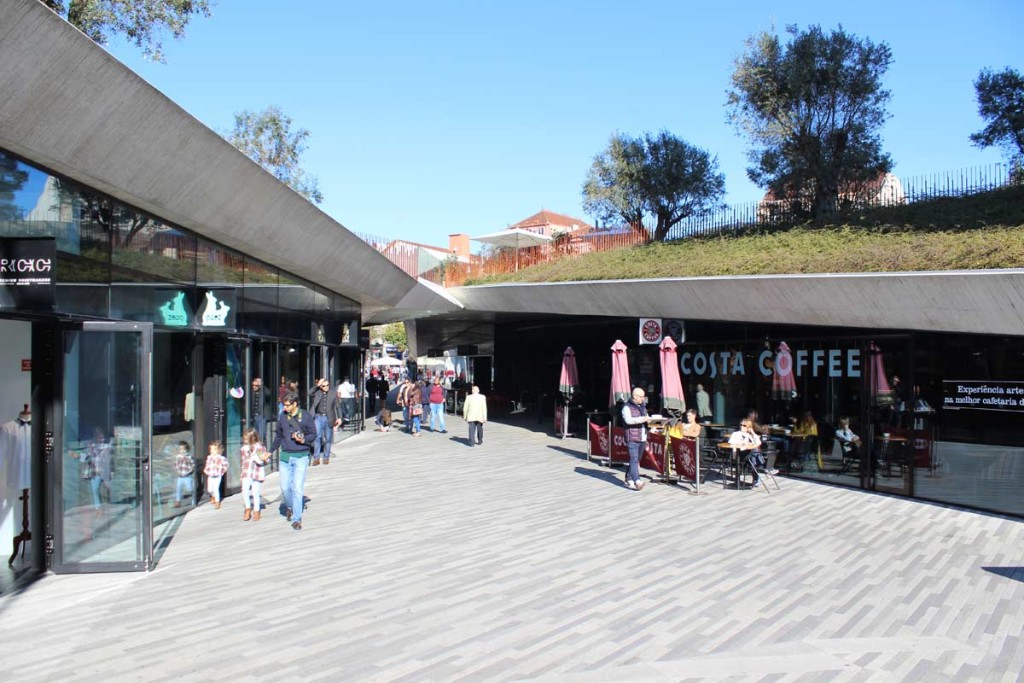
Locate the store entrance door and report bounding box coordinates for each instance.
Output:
[54,321,153,572]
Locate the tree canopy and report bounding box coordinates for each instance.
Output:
[582,131,725,242]
[727,24,893,221]
[970,67,1024,167]
[226,106,324,205]
[39,0,213,63]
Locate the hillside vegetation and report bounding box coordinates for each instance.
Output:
[464,185,1024,285]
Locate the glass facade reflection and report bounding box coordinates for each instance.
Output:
[2,147,363,572]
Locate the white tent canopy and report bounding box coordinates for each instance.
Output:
[370,356,404,367]
[471,228,552,271]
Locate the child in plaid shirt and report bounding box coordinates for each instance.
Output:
[239,427,270,521]
[173,441,194,508]
[203,440,228,509]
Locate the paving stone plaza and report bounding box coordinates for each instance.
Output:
[1,416,1022,682]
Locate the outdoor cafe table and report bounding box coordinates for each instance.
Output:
[717,441,756,490]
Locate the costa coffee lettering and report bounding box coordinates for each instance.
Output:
[683,347,861,378]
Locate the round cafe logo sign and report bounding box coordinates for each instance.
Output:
[641,319,662,343]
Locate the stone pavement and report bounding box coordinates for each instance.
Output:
[1,416,1022,682]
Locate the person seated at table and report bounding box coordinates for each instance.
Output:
[681,408,703,438]
[746,409,787,454]
[834,417,861,461]
[794,411,818,437]
[729,419,776,486]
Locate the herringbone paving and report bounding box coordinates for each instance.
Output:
[1,416,1021,682]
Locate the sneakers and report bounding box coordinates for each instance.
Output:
[625,481,637,490]
[286,508,293,522]
[635,481,646,491]
[322,459,330,465]
[312,459,321,466]
[291,521,302,531]
[253,510,261,521]
[243,508,252,521]
[768,468,780,475]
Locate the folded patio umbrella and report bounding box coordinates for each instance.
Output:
[870,341,894,406]
[659,336,685,413]
[609,339,631,407]
[771,341,798,400]
[559,346,580,399]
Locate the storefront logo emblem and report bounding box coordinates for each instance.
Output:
[158,291,188,327]
[201,291,231,327]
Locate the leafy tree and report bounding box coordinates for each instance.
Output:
[583,131,725,242]
[375,322,406,349]
[39,0,213,63]
[727,25,893,221]
[226,106,324,205]
[970,67,1024,168]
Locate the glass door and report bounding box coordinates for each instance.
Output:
[55,321,152,572]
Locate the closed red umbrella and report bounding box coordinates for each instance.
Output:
[609,339,631,407]
[870,341,894,405]
[771,341,798,400]
[659,336,685,413]
[559,346,580,399]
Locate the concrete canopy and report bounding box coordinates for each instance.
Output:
[436,269,1024,337]
[0,0,458,318]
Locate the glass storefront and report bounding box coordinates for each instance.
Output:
[492,316,1024,518]
[1,148,363,574]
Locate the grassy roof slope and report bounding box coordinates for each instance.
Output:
[465,185,1024,285]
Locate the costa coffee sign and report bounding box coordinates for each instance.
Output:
[639,318,662,345]
[0,238,56,310]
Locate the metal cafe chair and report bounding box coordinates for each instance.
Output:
[749,447,781,493]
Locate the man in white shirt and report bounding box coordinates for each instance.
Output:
[337,377,356,425]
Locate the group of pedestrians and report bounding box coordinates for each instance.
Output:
[390,376,487,446]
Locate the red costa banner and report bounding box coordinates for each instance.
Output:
[589,422,609,457]
[610,426,629,463]
[642,432,665,474]
[671,436,698,481]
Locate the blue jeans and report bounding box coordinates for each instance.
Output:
[429,403,445,431]
[89,476,103,509]
[627,441,643,483]
[402,406,410,431]
[279,454,310,523]
[175,474,193,503]
[412,414,421,433]
[342,398,355,422]
[312,414,331,461]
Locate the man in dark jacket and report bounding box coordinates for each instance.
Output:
[271,391,317,530]
[308,378,341,465]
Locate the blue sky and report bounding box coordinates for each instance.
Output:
[104,0,1022,249]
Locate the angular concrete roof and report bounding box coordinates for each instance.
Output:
[447,269,1024,336]
[0,0,458,317]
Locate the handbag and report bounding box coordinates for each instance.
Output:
[411,404,423,417]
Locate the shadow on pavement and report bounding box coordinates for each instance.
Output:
[982,566,1024,582]
[573,466,625,488]
[546,444,587,460]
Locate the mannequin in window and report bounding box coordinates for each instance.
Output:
[2,404,32,566]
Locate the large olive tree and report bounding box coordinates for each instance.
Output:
[970,67,1024,171]
[583,131,725,242]
[727,25,893,221]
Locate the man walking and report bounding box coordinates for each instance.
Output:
[337,376,357,426]
[250,376,267,443]
[428,376,447,433]
[621,387,651,491]
[365,372,381,414]
[308,377,341,465]
[271,391,316,530]
[463,385,487,446]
